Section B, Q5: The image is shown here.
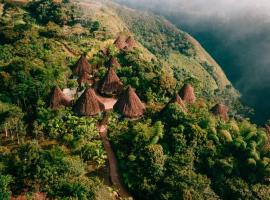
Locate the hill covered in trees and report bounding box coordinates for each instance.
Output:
[0,0,269,199]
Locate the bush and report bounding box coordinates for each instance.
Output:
[0,174,12,200]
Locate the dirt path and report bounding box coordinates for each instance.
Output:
[56,41,79,57]
[98,123,132,199]
[97,95,117,111]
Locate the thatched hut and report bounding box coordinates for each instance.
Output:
[114,35,127,50]
[109,57,121,68]
[73,88,105,116]
[125,36,136,50]
[114,86,145,118]
[179,84,196,104]
[210,103,229,121]
[48,86,71,109]
[99,68,123,96]
[169,94,187,111]
[73,55,92,76]
[77,71,94,87]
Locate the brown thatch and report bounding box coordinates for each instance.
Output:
[48,86,71,109]
[114,35,127,50]
[73,88,105,116]
[73,55,92,76]
[125,36,136,50]
[114,87,145,118]
[99,68,123,95]
[179,84,196,104]
[210,103,229,121]
[169,94,187,111]
[109,57,121,68]
[77,72,94,86]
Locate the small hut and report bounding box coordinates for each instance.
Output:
[125,36,136,50]
[73,88,105,116]
[108,57,121,68]
[210,103,229,121]
[77,71,94,87]
[73,55,92,76]
[99,68,123,96]
[48,86,71,109]
[179,84,196,104]
[114,86,145,118]
[169,94,187,111]
[114,35,127,50]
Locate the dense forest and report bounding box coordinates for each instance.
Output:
[0,0,270,199]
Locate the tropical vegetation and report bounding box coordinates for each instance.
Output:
[0,0,269,199]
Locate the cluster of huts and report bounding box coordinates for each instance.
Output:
[49,55,145,119]
[48,35,229,121]
[170,84,229,120]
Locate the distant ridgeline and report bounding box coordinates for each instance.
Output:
[0,0,270,200]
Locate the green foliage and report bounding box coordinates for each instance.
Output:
[0,58,65,108]
[0,102,26,143]
[117,50,176,102]
[110,101,270,199]
[117,10,195,57]
[34,106,107,167]
[0,174,12,200]
[79,141,107,167]
[7,142,100,198]
[0,45,13,63]
[0,1,269,199]
[161,154,219,200]
[28,0,73,25]
[91,21,100,32]
[251,183,270,200]
[50,176,100,200]
[46,113,98,145]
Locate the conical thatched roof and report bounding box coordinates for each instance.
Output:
[114,35,127,50]
[73,88,105,116]
[179,84,196,104]
[77,72,94,86]
[48,86,71,109]
[125,36,136,50]
[210,103,229,120]
[114,86,145,118]
[99,68,123,95]
[169,94,187,111]
[109,57,121,68]
[73,55,92,76]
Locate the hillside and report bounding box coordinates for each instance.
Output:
[1,0,270,200]
[79,0,236,94]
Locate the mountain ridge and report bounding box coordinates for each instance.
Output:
[2,1,268,199]
[77,0,236,94]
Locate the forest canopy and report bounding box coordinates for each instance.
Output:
[0,0,269,199]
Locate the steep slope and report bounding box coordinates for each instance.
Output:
[1,0,237,97]
[0,0,251,199]
[77,0,238,98]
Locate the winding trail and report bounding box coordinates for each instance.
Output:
[56,41,79,57]
[98,116,132,199]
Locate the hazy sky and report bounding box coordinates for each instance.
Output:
[116,0,270,123]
